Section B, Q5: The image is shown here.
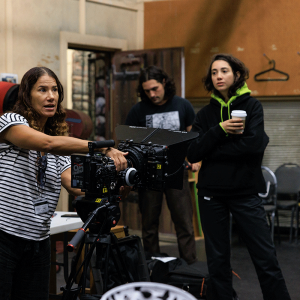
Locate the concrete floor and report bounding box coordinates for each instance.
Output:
[54,230,206,295]
[54,227,299,300]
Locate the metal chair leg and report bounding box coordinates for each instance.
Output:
[229,213,232,243]
[295,205,299,244]
[275,209,281,244]
[270,211,275,243]
[289,207,295,243]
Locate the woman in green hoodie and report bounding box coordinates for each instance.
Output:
[187,54,290,300]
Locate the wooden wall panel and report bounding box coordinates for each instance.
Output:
[144,0,300,98]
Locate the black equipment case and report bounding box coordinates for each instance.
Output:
[148,259,239,300]
[167,261,211,300]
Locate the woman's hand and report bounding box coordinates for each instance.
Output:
[105,148,128,171]
[190,162,201,172]
[221,119,244,134]
[185,161,201,172]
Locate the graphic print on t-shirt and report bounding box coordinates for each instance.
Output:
[146,111,180,130]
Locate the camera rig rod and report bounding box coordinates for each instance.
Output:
[88,140,115,155]
[67,205,108,252]
[141,128,160,143]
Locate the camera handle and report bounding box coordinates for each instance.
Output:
[88,140,115,156]
[67,204,109,252]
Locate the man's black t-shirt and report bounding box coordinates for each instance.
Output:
[125,95,195,131]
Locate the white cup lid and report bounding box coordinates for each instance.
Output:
[231,110,247,117]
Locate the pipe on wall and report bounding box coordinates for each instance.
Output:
[79,0,86,35]
[5,0,13,73]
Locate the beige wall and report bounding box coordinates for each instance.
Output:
[0,0,150,211]
[0,0,145,85]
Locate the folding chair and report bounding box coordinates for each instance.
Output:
[275,163,300,243]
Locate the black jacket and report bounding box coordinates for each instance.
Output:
[187,87,269,197]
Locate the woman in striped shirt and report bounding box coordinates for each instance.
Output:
[0,67,127,300]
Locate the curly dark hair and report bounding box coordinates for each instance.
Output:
[203,53,249,100]
[137,66,176,103]
[13,67,68,136]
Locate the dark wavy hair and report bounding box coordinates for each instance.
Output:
[137,66,176,103]
[13,67,68,136]
[203,53,249,100]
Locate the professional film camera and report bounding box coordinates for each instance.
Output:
[69,125,198,232]
[62,126,198,299]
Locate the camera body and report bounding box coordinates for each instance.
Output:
[71,139,181,199]
[72,153,126,199]
[71,142,170,198]
[70,142,168,227]
[70,126,198,226]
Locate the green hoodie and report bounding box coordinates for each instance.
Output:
[211,83,251,135]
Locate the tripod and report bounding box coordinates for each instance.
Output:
[61,206,133,300]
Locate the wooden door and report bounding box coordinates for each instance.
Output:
[110,47,185,235]
[109,47,184,141]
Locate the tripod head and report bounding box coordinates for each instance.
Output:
[67,199,120,252]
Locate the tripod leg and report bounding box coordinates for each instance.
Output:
[90,248,103,294]
[81,243,90,294]
[62,234,100,299]
[88,234,116,295]
[61,240,85,300]
[79,232,135,296]
[102,241,112,293]
[95,233,132,294]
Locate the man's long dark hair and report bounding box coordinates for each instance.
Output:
[137,66,176,103]
[203,53,249,100]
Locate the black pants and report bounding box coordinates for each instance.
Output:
[138,171,197,264]
[199,194,291,300]
[0,230,51,300]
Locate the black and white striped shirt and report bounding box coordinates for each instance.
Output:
[0,113,71,241]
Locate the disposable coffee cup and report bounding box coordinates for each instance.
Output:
[231,110,247,133]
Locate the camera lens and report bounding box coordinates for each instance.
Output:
[124,167,140,186]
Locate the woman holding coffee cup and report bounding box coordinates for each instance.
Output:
[187,54,290,300]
